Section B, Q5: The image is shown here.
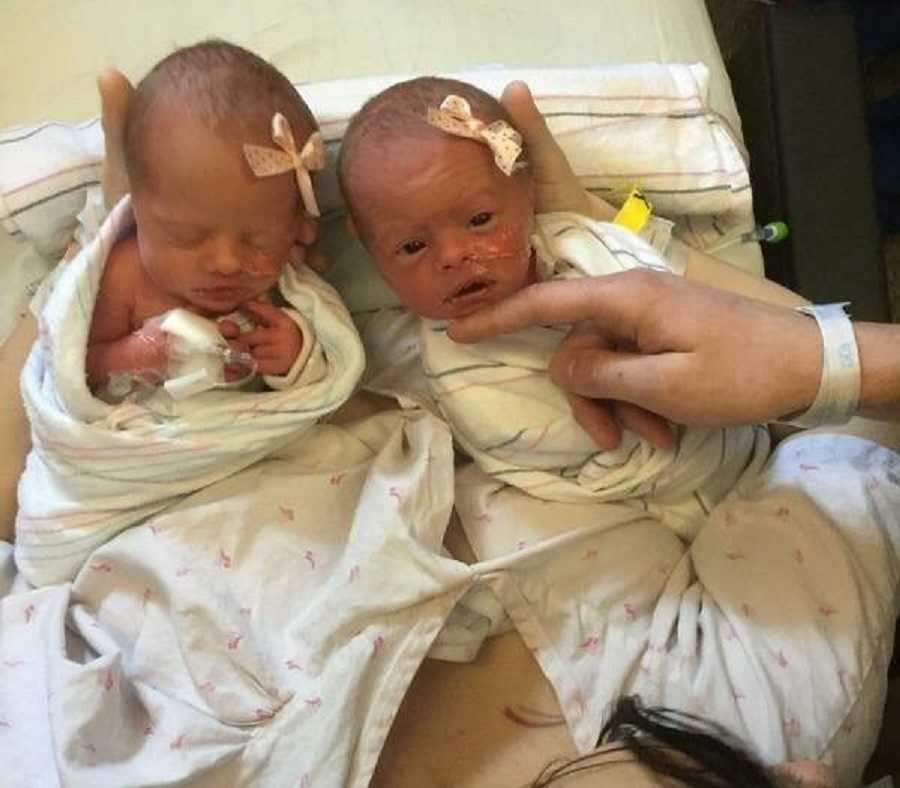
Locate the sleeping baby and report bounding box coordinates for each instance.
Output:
[337,76,800,537]
[15,40,364,585]
[86,39,328,399]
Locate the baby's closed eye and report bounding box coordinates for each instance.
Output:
[165,226,208,247]
[469,212,493,227]
[244,230,291,251]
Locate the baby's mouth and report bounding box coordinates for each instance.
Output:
[447,278,493,303]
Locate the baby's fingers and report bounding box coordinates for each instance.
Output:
[218,319,242,340]
[240,300,287,327]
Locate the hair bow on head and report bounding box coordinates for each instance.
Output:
[426,94,524,177]
[243,113,327,217]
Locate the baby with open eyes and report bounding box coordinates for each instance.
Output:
[337,77,539,324]
[337,76,795,531]
[86,39,328,397]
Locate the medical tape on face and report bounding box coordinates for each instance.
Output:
[788,302,860,427]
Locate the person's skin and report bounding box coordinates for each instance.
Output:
[0,73,855,785]
[98,69,134,211]
[451,271,822,427]
[347,80,809,450]
[0,312,35,543]
[449,81,900,444]
[450,263,900,429]
[87,106,312,389]
[347,131,538,320]
[370,516,670,788]
[370,628,670,788]
[0,71,132,541]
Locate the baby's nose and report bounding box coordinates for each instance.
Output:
[437,231,475,270]
[204,238,243,276]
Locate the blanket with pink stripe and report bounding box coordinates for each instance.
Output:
[15,198,364,586]
[422,215,767,537]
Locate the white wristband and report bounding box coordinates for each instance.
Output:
[788,302,860,428]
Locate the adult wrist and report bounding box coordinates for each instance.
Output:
[782,303,860,427]
[852,321,900,420]
[586,193,618,222]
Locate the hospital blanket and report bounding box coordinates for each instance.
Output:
[1,409,472,788]
[421,214,766,534]
[453,431,900,786]
[15,197,365,586]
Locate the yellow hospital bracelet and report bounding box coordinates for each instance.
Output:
[613,188,653,234]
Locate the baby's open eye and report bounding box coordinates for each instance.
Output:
[399,240,426,256]
[469,212,493,227]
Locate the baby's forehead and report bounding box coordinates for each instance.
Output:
[125,45,317,189]
[350,124,505,190]
[141,93,312,153]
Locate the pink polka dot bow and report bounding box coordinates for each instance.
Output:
[243,113,327,217]
[426,94,524,176]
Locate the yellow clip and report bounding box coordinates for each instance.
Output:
[613,188,652,233]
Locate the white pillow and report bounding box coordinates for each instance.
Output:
[308,63,759,307]
[0,62,758,315]
[0,120,103,259]
[306,63,752,222]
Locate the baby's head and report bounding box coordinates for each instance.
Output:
[339,77,536,320]
[125,40,320,314]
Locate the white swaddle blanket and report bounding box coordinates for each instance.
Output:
[15,197,365,586]
[422,214,766,533]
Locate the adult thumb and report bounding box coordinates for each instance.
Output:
[98,69,135,209]
[500,81,591,215]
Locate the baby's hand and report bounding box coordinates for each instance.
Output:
[128,315,173,381]
[222,301,303,377]
[86,316,172,393]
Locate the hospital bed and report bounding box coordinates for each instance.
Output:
[0,1,888,336]
[0,0,893,785]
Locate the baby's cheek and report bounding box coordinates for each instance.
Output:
[244,249,289,279]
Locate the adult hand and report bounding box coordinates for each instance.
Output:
[500,80,664,448]
[98,69,134,210]
[501,81,616,219]
[500,81,591,215]
[449,269,822,428]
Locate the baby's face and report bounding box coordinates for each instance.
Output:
[131,112,314,315]
[350,133,536,320]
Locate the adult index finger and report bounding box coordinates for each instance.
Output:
[448,270,666,343]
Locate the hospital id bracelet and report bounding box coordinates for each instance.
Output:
[788,302,860,428]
